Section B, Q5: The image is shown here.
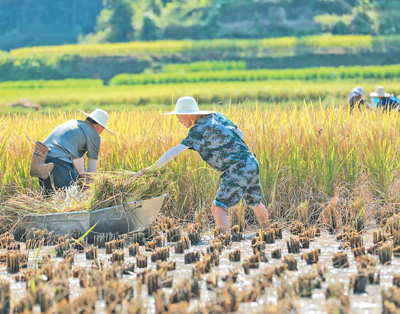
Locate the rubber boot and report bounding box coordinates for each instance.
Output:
[29,141,54,180]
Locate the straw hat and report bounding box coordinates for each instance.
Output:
[161,96,213,115]
[79,109,114,134]
[370,86,390,98]
[352,86,364,96]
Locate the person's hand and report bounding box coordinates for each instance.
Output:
[137,167,150,178]
[76,173,93,191]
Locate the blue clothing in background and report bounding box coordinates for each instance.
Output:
[377,97,400,111]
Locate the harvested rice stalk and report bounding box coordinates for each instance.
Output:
[287,237,300,254]
[350,234,363,249]
[175,236,190,254]
[207,242,222,254]
[373,230,389,244]
[356,255,376,269]
[290,221,305,235]
[111,249,124,263]
[258,229,275,243]
[378,242,392,265]
[126,232,145,246]
[332,252,349,268]
[229,249,241,262]
[145,271,160,295]
[270,222,283,239]
[366,268,380,284]
[123,262,135,275]
[184,251,200,264]
[215,232,231,247]
[156,261,176,271]
[167,227,181,243]
[0,281,10,314]
[231,225,243,242]
[85,245,98,260]
[151,247,170,262]
[350,273,367,294]
[326,283,349,314]
[283,255,297,271]
[352,246,365,257]
[154,236,165,248]
[248,254,260,269]
[129,243,139,257]
[299,236,310,249]
[222,270,238,284]
[214,226,228,237]
[302,249,320,265]
[145,240,156,252]
[252,240,266,254]
[137,255,148,269]
[271,248,281,259]
[323,196,340,232]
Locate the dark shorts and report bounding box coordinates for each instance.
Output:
[39,157,77,195]
[213,158,262,209]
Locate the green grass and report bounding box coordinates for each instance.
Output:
[162,60,247,73]
[110,64,400,85]
[5,35,400,58]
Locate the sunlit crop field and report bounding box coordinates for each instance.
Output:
[1,105,400,224]
[1,79,399,114]
[7,35,392,58]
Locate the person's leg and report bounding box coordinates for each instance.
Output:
[243,159,269,227]
[249,202,269,227]
[213,166,245,230]
[211,203,230,229]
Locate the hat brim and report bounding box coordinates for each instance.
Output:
[79,109,114,135]
[161,110,213,115]
[370,92,391,98]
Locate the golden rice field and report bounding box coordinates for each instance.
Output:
[1,80,399,113]
[1,104,400,226]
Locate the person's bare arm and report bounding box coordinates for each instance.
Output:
[137,144,189,177]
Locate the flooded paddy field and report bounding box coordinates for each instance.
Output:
[0,220,399,314]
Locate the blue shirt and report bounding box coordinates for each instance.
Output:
[377,97,400,111]
[43,120,100,163]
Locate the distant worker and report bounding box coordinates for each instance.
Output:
[138,96,269,230]
[30,109,113,195]
[370,86,400,111]
[347,86,366,112]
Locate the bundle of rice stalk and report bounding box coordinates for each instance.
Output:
[0,171,168,223]
[0,186,91,217]
[87,172,168,211]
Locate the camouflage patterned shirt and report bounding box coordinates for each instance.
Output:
[180,112,256,172]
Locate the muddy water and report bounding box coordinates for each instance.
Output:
[0,229,396,313]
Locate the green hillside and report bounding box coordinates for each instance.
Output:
[1,0,400,50]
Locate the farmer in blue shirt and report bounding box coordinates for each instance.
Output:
[30,109,113,195]
[138,96,269,229]
[370,86,400,111]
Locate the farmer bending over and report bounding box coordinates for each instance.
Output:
[138,96,269,229]
[370,86,400,111]
[30,109,113,195]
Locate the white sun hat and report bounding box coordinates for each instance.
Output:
[79,108,114,134]
[161,96,213,115]
[352,86,364,96]
[370,86,391,98]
